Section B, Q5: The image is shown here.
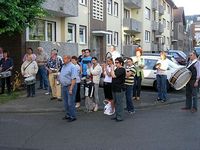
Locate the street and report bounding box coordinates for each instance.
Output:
[0,100,200,150]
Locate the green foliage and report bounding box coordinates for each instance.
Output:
[0,0,46,35]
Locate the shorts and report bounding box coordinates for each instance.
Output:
[103,82,113,100]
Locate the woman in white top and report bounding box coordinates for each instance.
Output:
[155,51,169,102]
[103,57,115,114]
[21,54,38,97]
[87,57,102,111]
[71,56,81,108]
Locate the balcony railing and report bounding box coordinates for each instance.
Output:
[123,18,142,33]
[26,41,78,56]
[159,5,164,15]
[123,45,138,56]
[152,21,159,31]
[124,0,141,9]
[42,0,78,17]
[152,0,158,10]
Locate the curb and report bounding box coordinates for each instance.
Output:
[0,99,185,113]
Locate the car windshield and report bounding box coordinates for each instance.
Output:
[195,47,200,55]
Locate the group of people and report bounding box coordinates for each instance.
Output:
[0,45,199,123]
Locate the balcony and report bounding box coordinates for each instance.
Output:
[123,45,138,56]
[159,5,164,15]
[42,0,78,17]
[124,0,142,9]
[25,41,78,56]
[152,21,159,31]
[152,0,158,10]
[151,43,158,51]
[123,18,142,33]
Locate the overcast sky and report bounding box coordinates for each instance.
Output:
[173,0,200,16]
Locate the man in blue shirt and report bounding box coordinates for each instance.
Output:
[60,55,78,122]
[80,49,92,77]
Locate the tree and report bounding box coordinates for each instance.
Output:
[0,0,46,35]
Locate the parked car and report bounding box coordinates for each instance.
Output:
[194,47,200,56]
[167,50,187,65]
[143,53,179,64]
[131,55,183,90]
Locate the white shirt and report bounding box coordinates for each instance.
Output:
[111,50,121,62]
[156,59,169,75]
[87,63,102,84]
[104,65,112,83]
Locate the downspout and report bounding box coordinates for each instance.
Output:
[88,0,91,48]
[121,0,123,55]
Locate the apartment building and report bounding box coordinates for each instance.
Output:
[172,7,187,50]
[25,0,79,56]
[26,0,177,59]
[122,0,176,55]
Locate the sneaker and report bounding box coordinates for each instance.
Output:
[191,108,197,113]
[93,104,98,112]
[136,97,140,100]
[75,103,80,108]
[128,111,135,115]
[45,92,50,95]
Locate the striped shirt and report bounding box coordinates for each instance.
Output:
[125,65,136,85]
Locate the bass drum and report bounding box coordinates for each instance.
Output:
[169,67,191,90]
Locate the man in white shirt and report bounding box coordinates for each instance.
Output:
[110,45,121,62]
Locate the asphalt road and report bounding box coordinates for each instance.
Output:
[0,102,200,150]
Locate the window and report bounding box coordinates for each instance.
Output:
[124,9,130,18]
[162,36,165,44]
[167,5,170,14]
[107,0,112,14]
[163,1,166,10]
[145,7,150,20]
[28,19,56,41]
[79,26,87,44]
[163,18,166,28]
[114,2,118,17]
[145,30,150,42]
[79,0,86,5]
[67,23,76,43]
[167,21,170,29]
[124,35,130,45]
[167,37,170,45]
[113,32,118,46]
[107,31,112,45]
[93,0,103,21]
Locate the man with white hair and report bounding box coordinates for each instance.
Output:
[110,45,121,63]
[36,47,48,90]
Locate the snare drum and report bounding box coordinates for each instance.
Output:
[0,71,12,78]
[24,76,36,85]
[169,67,191,90]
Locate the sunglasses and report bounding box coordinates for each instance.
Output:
[115,61,119,64]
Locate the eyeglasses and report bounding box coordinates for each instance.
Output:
[85,52,90,53]
[115,61,119,64]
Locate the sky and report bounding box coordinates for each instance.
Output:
[173,0,200,16]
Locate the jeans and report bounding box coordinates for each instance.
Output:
[156,74,167,100]
[186,80,198,109]
[133,76,142,97]
[62,84,77,119]
[76,83,81,103]
[94,84,99,105]
[27,84,35,96]
[38,65,48,89]
[112,91,125,120]
[125,85,134,112]
[1,77,11,94]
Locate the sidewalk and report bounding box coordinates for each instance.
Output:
[0,87,185,113]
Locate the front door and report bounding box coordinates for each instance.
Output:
[93,36,105,63]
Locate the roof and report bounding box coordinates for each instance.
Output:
[174,7,186,25]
